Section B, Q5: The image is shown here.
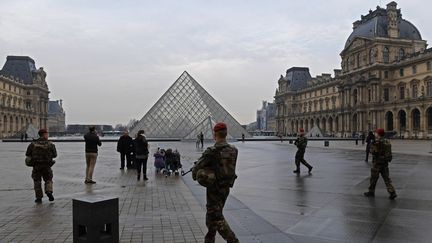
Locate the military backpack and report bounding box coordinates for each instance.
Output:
[372,139,392,163]
[29,141,55,166]
[211,145,238,188]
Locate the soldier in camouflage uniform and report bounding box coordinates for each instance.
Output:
[192,122,239,243]
[26,129,57,203]
[293,128,313,174]
[364,128,397,200]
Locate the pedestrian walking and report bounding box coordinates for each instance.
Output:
[200,132,204,148]
[134,130,149,181]
[192,122,239,243]
[365,131,375,162]
[84,126,102,184]
[117,130,134,169]
[364,128,397,200]
[25,129,57,203]
[293,128,313,174]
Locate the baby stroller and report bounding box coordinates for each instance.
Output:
[154,148,165,173]
[164,148,182,176]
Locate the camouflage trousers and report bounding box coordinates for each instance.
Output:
[368,162,396,194]
[295,150,312,170]
[205,187,239,243]
[32,167,53,199]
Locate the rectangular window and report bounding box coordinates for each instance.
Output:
[412,84,418,98]
[427,81,432,97]
[412,65,417,74]
[320,89,323,95]
[400,86,405,99]
[384,70,389,79]
[399,68,404,77]
[427,61,432,71]
[368,89,371,102]
[326,88,329,94]
[384,88,389,101]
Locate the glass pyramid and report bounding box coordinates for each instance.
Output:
[130,71,250,139]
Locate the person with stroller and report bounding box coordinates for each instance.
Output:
[154,148,165,173]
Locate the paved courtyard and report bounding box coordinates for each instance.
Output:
[0,139,432,242]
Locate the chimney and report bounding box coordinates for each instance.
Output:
[386,1,399,38]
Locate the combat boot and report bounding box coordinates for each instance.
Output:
[308,166,313,174]
[137,173,141,181]
[389,192,397,200]
[35,198,42,203]
[363,191,375,197]
[47,193,54,201]
[293,169,300,174]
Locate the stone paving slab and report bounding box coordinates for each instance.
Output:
[1,139,432,242]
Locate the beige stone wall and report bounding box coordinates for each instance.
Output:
[0,75,49,138]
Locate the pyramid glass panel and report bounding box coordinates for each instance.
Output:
[130,71,251,139]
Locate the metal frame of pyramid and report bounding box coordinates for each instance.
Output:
[130,71,250,139]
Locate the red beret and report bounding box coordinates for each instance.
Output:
[213,122,227,132]
[38,129,48,135]
[299,128,305,133]
[376,128,385,136]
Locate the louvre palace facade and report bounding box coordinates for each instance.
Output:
[275,2,432,138]
[0,56,50,138]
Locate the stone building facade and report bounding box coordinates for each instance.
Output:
[0,56,50,138]
[48,100,66,134]
[275,2,432,138]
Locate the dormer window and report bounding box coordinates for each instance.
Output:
[383,47,390,63]
[399,48,405,60]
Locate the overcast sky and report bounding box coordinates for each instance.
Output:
[1,0,430,125]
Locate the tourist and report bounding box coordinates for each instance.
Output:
[116,130,134,169]
[365,131,375,162]
[84,126,102,184]
[134,130,149,181]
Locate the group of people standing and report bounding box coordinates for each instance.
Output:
[116,129,149,180]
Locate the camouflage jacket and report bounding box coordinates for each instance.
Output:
[294,136,307,150]
[370,137,392,163]
[26,138,57,167]
[192,141,238,188]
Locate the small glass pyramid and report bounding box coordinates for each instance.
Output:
[130,71,250,139]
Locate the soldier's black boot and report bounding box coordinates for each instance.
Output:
[143,175,149,181]
[137,173,140,181]
[308,166,313,174]
[389,192,397,200]
[35,198,42,203]
[47,193,54,201]
[293,169,300,174]
[364,191,375,197]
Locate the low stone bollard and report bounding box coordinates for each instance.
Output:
[324,140,329,147]
[73,196,119,243]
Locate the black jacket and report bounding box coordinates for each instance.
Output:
[84,131,102,153]
[134,135,149,156]
[117,135,134,153]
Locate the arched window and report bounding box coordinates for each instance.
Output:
[427,107,432,130]
[412,109,421,131]
[357,53,360,68]
[383,47,390,63]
